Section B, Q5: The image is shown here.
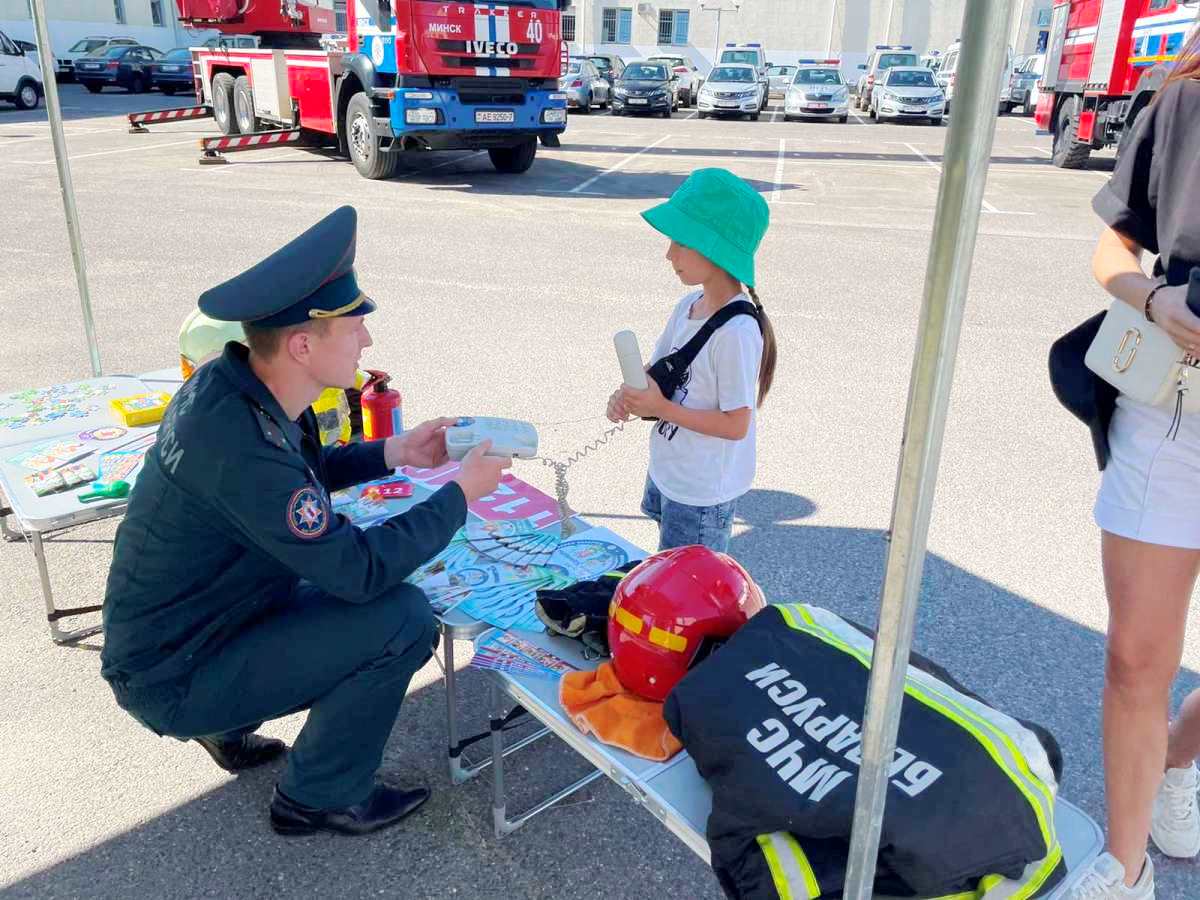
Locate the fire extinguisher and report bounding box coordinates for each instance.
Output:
[361,369,402,441]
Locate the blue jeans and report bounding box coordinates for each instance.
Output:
[641,476,737,553]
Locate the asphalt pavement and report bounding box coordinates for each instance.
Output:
[2,85,1198,899]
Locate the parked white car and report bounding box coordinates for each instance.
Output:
[870,66,945,125]
[0,28,43,110]
[766,64,798,98]
[783,63,850,122]
[697,63,766,120]
[56,35,137,82]
[646,54,703,106]
[935,39,1015,113]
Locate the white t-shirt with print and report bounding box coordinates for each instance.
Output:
[647,290,763,507]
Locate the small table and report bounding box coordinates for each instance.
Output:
[0,369,183,644]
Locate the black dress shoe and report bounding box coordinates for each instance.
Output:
[269,783,431,836]
[194,733,287,772]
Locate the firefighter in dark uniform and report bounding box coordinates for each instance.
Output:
[100,206,510,836]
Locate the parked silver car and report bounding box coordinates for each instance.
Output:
[1008,54,1045,116]
[870,66,945,125]
[647,54,703,105]
[560,57,611,113]
[766,64,798,98]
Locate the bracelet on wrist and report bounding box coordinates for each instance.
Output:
[1145,284,1166,324]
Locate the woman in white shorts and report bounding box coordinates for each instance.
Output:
[1069,36,1200,900]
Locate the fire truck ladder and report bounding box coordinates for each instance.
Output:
[127,105,213,134]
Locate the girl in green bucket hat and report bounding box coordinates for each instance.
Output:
[606,167,777,553]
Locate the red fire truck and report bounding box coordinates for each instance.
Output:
[130,0,569,177]
[1035,0,1198,168]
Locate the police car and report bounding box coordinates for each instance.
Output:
[696,63,766,120]
[783,60,849,122]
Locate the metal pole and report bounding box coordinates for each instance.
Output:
[713,8,722,68]
[29,0,102,378]
[840,0,1014,897]
[884,0,897,44]
[825,0,838,57]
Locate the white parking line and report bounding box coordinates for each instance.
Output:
[12,137,199,164]
[1025,145,1051,157]
[770,108,780,124]
[684,110,697,120]
[851,111,866,126]
[566,134,670,194]
[771,137,786,203]
[903,141,940,172]
[903,140,1003,212]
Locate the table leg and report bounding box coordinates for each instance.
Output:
[31,530,102,645]
[488,676,604,837]
[444,630,467,784]
[490,680,508,837]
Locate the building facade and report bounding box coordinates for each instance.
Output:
[563,0,1053,73]
[0,0,200,55]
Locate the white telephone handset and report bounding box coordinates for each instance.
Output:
[613,330,648,389]
[445,417,538,460]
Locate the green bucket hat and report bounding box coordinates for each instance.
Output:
[640,167,769,288]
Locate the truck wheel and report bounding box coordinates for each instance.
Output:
[14,79,40,110]
[488,137,537,174]
[346,92,397,180]
[212,72,239,136]
[1051,99,1091,169]
[234,75,260,134]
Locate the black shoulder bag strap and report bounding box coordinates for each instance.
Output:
[644,300,761,416]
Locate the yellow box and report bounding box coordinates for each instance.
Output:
[110,392,171,427]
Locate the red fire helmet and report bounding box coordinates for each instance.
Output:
[608,545,765,702]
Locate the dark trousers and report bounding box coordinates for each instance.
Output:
[118,582,438,809]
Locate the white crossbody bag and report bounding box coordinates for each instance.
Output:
[1084,299,1200,424]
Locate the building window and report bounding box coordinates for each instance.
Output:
[562,13,576,42]
[657,8,688,44]
[113,0,126,23]
[602,7,631,43]
[151,0,164,25]
[334,0,347,32]
[1036,7,1052,25]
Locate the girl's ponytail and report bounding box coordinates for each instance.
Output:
[746,286,776,407]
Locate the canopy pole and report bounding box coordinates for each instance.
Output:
[29,0,102,377]
[841,0,1014,896]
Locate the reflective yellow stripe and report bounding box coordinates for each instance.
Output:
[756,833,821,899]
[648,625,688,652]
[777,605,1059,867]
[780,833,821,899]
[612,604,644,635]
[756,834,795,900]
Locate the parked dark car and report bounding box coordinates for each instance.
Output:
[150,48,194,95]
[74,44,163,93]
[611,60,678,118]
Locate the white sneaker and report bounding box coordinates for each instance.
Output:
[1151,763,1200,858]
[1066,852,1154,900]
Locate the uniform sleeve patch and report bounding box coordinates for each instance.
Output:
[286,486,329,539]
